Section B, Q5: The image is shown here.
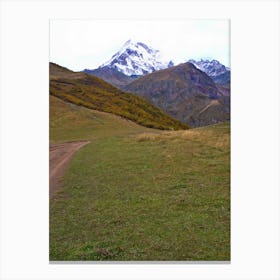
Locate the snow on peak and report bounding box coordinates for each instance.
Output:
[188,59,230,77]
[99,40,174,76]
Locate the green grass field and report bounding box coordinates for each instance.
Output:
[50,95,155,143]
[50,95,230,261]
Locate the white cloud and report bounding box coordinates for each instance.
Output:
[50,19,230,71]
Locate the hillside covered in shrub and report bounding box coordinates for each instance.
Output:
[50,63,188,130]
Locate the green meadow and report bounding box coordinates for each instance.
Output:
[49,95,230,261]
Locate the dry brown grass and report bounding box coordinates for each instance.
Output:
[136,122,230,149]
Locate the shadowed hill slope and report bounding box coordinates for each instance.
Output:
[84,66,137,88]
[124,62,230,127]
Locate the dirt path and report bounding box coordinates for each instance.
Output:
[49,141,90,199]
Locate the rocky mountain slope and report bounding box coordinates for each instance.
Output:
[124,62,230,127]
[84,66,137,88]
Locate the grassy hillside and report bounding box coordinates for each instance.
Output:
[50,63,188,130]
[50,95,156,143]
[50,96,230,261]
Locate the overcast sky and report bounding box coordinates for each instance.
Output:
[50,19,230,71]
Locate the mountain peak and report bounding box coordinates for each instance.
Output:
[188,59,230,77]
[122,39,136,49]
[99,40,173,76]
[125,38,132,44]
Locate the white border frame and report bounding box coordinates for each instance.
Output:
[1,1,279,279]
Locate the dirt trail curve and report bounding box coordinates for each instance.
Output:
[49,141,90,199]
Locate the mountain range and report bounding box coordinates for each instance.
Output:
[81,40,230,127]
[124,62,230,127]
[84,40,230,86]
[83,40,174,87]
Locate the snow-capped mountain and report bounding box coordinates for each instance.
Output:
[188,59,230,77]
[99,39,174,76]
[188,59,230,84]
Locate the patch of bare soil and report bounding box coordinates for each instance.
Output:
[49,141,90,199]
